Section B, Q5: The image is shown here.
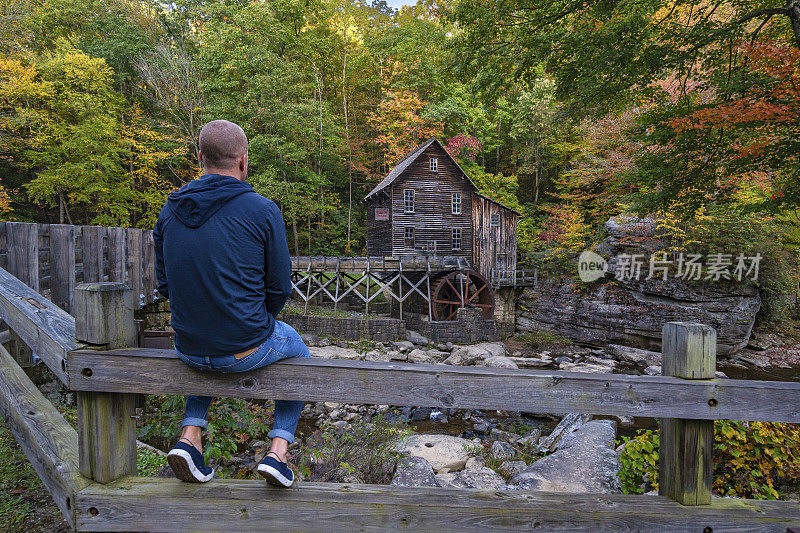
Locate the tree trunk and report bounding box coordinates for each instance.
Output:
[342,41,353,248]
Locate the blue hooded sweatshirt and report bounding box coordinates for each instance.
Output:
[153,174,292,356]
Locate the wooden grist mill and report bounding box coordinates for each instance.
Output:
[291,138,535,324]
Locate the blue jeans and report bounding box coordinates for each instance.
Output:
[176,320,311,444]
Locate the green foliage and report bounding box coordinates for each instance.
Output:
[0,417,39,531]
[137,447,168,476]
[296,416,411,484]
[617,429,660,494]
[513,330,571,349]
[138,395,273,464]
[618,422,800,499]
[658,206,799,322]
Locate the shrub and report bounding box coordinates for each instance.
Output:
[137,447,168,476]
[296,416,411,484]
[618,422,800,499]
[138,395,273,463]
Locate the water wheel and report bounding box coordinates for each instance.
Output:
[431,270,495,321]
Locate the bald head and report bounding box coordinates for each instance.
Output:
[198,120,248,180]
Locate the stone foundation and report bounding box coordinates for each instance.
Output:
[280,314,406,342]
[405,308,500,344]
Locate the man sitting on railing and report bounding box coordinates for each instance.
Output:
[153,119,310,487]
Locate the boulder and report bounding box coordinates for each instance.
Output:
[364,350,390,362]
[408,349,432,363]
[499,460,528,478]
[394,434,474,473]
[537,413,593,453]
[516,214,760,355]
[644,365,661,376]
[510,420,620,493]
[300,333,320,346]
[391,340,415,353]
[479,356,519,369]
[444,342,506,365]
[436,466,506,490]
[425,349,450,362]
[407,330,430,346]
[605,344,661,367]
[310,346,362,360]
[491,440,516,460]
[465,456,486,469]
[558,362,614,374]
[391,456,438,488]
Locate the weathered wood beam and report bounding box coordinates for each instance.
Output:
[660,322,716,506]
[74,283,138,485]
[66,349,800,422]
[74,477,800,532]
[0,345,92,529]
[0,266,76,384]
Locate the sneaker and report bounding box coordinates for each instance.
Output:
[257,452,294,487]
[167,439,214,483]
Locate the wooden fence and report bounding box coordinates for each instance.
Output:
[0,222,157,313]
[0,265,799,530]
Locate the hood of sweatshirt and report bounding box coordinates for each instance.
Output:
[167,174,255,228]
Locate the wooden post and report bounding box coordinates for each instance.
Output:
[74,283,137,348]
[82,226,105,283]
[74,282,137,484]
[142,229,156,304]
[125,228,143,309]
[659,322,716,506]
[50,224,76,314]
[107,227,126,283]
[7,222,39,292]
[6,222,39,367]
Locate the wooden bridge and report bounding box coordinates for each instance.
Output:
[1,260,800,530]
[0,222,534,325]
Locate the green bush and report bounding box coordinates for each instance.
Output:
[618,422,800,499]
[139,395,273,463]
[137,447,168,476]
[296,416,411,484]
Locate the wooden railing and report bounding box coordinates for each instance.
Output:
[1,269,800,530]
[0,222,157,313]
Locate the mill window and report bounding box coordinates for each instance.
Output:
[490,213,500,227]
[452,192,462,214]
[404,226,414,246]
[452,228,462,250]
[429,157,438,171]
[404,189,414,213]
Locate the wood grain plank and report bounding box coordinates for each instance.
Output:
[660,322,715,505]
[0,266,76,384]
[7,222,40,291]
[141,229,155,304]
[66,349,800,422]
[124,229,142,309]
[78,392,136,484]
[0,345,92,529]
[74,477,800,532]
[106,227,125,283]
[81,226,105,283]
[50,224,76,314]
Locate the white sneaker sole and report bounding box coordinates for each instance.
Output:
[167,449,214,483]
[257,463,294,487]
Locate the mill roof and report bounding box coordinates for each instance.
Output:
[363,138,521,215]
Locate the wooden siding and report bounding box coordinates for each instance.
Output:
[389,143,473,258]
[365,191,392,256]
[472,193,518,282]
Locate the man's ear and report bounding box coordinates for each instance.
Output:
[198,151,205,167]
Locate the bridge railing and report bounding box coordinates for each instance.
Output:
[1,272,800,530]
